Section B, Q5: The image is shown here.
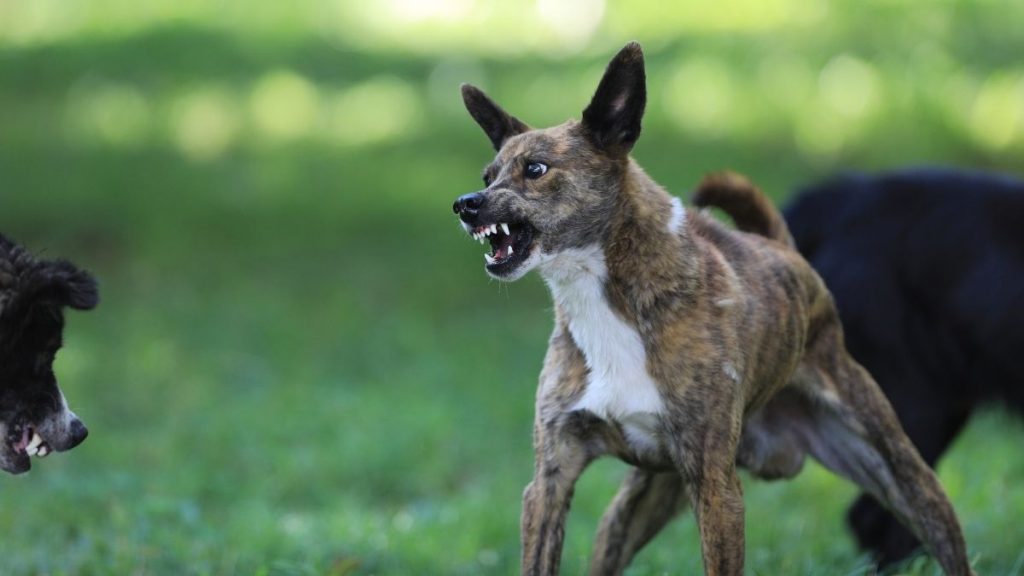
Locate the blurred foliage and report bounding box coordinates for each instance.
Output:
[0,0,1022,574]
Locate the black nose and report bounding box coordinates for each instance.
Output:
[453,192,485,218]
[68,417,88,449]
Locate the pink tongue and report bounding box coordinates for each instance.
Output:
[496,235,514,259]
[13,428,30,451]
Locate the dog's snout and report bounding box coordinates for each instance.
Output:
[67,417,88,450]
[453,192,485,219]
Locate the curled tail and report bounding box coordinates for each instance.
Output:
[692,171,794,247]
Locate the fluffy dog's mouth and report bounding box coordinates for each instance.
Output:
[468,221,535,276]
[7,422,52,460]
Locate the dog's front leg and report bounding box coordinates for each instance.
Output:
[521,325,599,576]
[670,404,745,576]
[521,415,596,576]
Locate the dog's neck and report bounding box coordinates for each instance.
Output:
[608,162,703,317]
[539,160,704,328]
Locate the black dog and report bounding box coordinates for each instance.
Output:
[784,167,1024,566]
[0,234,96,474]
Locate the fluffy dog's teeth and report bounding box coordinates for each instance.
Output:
[508,245,514,255]
[27,433,42,451]
[37,446,49,457]
[26,445,38,456]
[501,223,510,235]
[484,253,496,265]
[491,224,498,234]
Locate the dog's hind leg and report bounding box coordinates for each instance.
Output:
[793,324,974,576]
[589,469,688,576]
[847,390,971,567]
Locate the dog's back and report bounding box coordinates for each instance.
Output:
[784,167,1024,564]
[787,168,1024,409]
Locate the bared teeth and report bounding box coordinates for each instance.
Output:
[484,253,496,265]
[508,245,514,255]
[26,432,42,452]
[501,223,510,235]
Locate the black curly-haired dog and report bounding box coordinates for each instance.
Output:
[0,234,96,474]
[785,167,1024,566]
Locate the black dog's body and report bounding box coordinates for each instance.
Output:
[0,234,96,474]
[785,167,1024,564]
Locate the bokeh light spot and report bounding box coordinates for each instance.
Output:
[172,87,240,162]
[328,77,422,146]
[536,0,606,50]
[249,70,320,142]
[968,73,1024,150]
[819,54,881,118]
[66,80,152,147]
[664,57,735,138]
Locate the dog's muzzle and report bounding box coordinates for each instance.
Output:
[453,192,485,225]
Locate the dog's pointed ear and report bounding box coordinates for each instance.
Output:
[30,260,99,311]
[581,42,647,153]
[461,83,530,151]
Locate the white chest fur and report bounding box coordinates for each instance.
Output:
[540,246,667,427]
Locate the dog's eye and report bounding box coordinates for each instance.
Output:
[525,162,548,179]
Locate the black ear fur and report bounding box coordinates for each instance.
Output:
[581,42,647,153]
[30,260,99,311]
[461,83,530,151]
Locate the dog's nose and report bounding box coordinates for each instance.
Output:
[67,417,88,450]
[453,192,485,218]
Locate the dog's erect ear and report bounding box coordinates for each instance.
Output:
[581,42,647,153]
[29,260,99,311]
[461,84,530,151]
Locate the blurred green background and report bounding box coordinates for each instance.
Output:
[1,0,1022,574]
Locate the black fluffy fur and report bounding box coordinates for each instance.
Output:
[0,234,97,473]
[784,167,1024,566]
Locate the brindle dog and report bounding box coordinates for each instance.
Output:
[453,43,973,575]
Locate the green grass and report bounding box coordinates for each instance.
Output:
[1,3,1023,574]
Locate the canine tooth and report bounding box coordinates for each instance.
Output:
[26,445,38,456]
[37,446,49,457]
[508,245,514,255]
[501,223,510,235]
[484,253,496,265]
[491,224,498,234]
[27,433,42,451]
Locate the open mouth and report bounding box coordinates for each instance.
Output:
[7,423,51,459]
[468,221,535,275]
